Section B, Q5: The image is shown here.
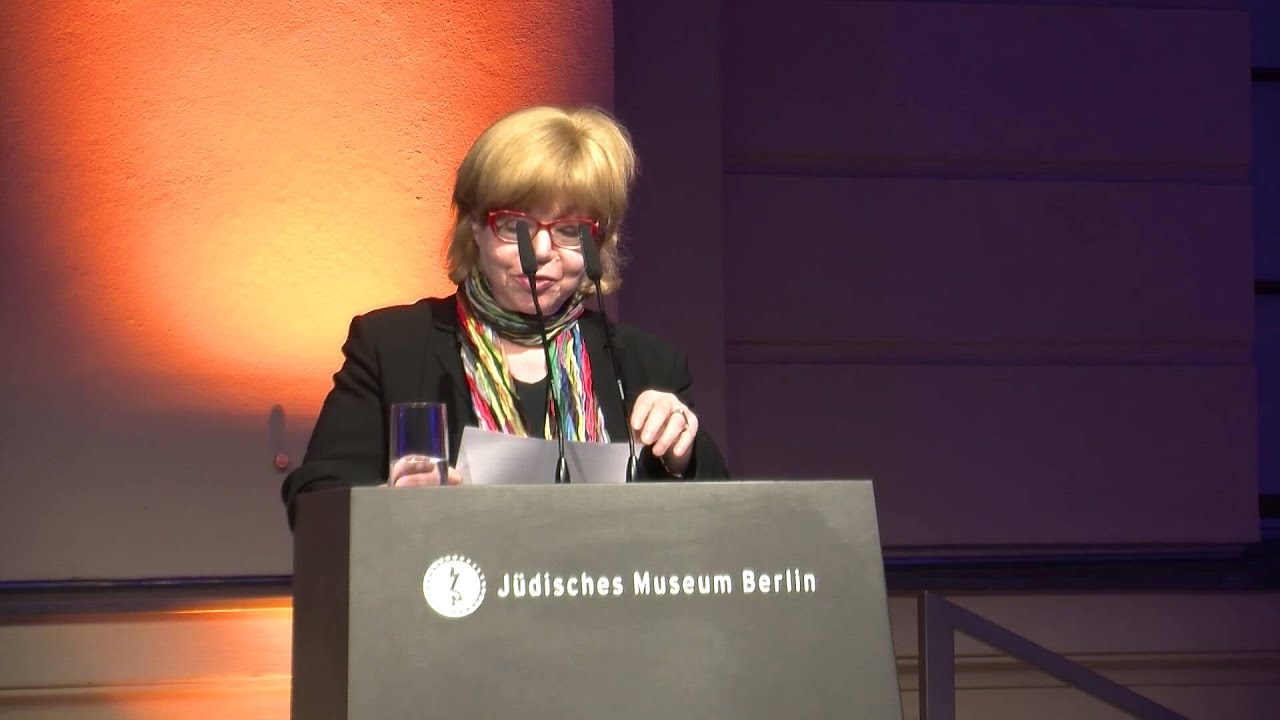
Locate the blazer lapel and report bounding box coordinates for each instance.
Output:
[580,310,630,442]
[426,296,475,457]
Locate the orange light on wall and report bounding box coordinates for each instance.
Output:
[0,0,613,709]
[4,0,613,416]
[51,602,295,720]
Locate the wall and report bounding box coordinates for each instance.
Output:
[0,0,614,581]
[617,0,1258,549]
[0,0,1263,580]
[1252,0,1280,502]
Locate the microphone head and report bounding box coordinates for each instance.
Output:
[580,226,604,283]
[516,222,538,276]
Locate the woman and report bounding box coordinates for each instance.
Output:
[281,105,729,524]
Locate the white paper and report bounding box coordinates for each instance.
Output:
[457,427,633,486]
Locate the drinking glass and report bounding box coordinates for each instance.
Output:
[388,402,449,486]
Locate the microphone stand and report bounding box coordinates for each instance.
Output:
[579,227,638,483]
[516,223,570,484]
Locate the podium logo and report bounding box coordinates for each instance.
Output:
[422,555,487,618]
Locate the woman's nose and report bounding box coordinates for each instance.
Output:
[532,227,555,259]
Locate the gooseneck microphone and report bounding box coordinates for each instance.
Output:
[579,226,638,483]
[516,223,570,484]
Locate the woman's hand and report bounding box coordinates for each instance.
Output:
[389,456,463,487]
[629,390,698,477]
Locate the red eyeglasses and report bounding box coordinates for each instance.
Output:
[485,210,600,249]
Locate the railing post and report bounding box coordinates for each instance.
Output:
[917,591,1189,720]
[918,591,955,720]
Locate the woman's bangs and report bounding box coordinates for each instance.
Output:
[475,146,614,221]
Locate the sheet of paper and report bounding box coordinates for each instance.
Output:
[457,427,633,486]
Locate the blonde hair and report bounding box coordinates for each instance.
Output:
[446,105,637,294]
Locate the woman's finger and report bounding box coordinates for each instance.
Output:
[394,471,440,487]
[390,455,443,486]
[668,412,698,459]
[651,410,686,457]
[444,466,464,486]
[640,399,678,446]
[629,390,658,438]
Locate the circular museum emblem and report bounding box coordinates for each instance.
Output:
[422,555,487,618]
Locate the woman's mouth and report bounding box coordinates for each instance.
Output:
[516,275,557,292]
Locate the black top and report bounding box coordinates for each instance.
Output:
[281,294,730,526]
[514,377,549,438]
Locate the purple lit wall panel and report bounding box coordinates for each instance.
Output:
[725,177,1251,348]
[1259,298,1280,497]
[613,0,727,447]
[723,2,1248,181]
[1252,0,1280,68]
[714,0,1256,546]
[1253,0,1280,499]
[727,363,1256,546]
[1256,83,1280,281]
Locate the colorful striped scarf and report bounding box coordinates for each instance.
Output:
[456,274,609,442]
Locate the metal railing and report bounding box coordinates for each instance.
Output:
[917,591,1188,720]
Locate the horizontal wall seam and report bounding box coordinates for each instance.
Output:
[724,342,1252,366]
[723,158,1250,186]
[0,674,292,695]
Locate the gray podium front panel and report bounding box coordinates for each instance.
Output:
[293,481,902,719]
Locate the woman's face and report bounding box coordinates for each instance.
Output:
[473,202,588,315]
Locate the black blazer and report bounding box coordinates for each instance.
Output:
[281,295,729,524]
